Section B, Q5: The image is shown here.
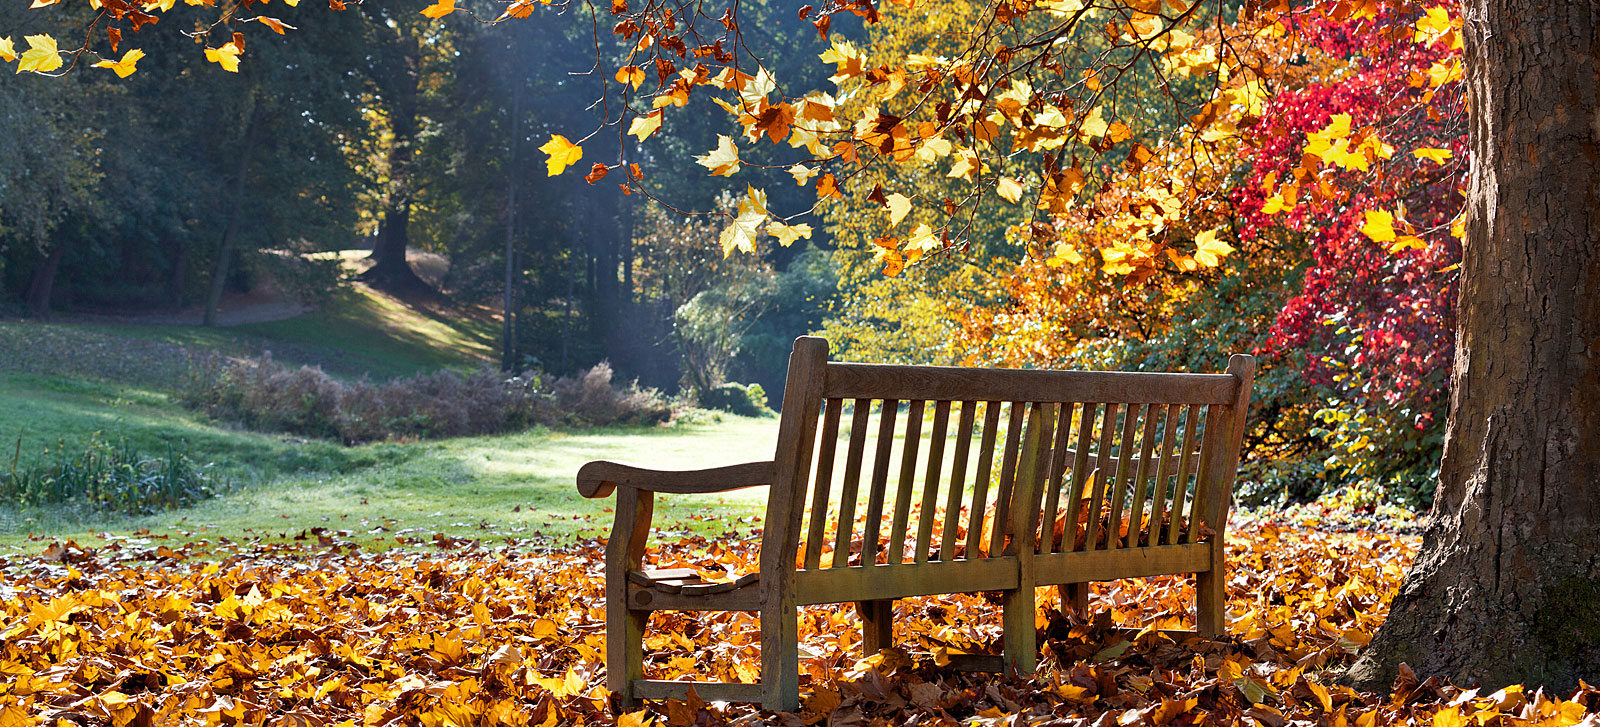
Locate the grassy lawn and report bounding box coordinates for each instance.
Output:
[0,367,774,549]
[0,286,774,553]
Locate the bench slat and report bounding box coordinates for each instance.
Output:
[833,400,872,569]
[1169,405,1202,546]
[1149,404,1182,546]
[1057,403,1097,554]
[1185,406,1220,545]
[824,362,1238,405]
[1082,403,1118,551]
[965,403,1002,558]
[796,557,1021,605]
[1127,403,1164,547]
[989,403,1027,557]
[862,400,898,566]
[940,401,977,561]
[1107,403,1143,549]
[888,401,924,565]
[1033,542,1213,584]
[1037,402,1075,555]
[915,401,951,564]
[632,680,764,703]
[804,398,845,570]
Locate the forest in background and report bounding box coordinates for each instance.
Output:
[0,0,1461,515]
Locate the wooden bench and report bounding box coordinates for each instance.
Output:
[577,336,1254,710]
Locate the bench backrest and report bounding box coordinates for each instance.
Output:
[762,337,1255,576]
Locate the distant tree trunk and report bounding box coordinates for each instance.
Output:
[1347,0,1600,693]
[502,77,522,371]
[25,246,64,319]
[204,99,260,328]
[168,238,189,308]
[362,31,433,297]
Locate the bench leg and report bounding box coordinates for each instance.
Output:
[608,605,649,709]
[856,600,894,655]
[1056,583,1088,617]
[1196,570,1225,637]
[1000,589,1037,677]
[760,605,800,711]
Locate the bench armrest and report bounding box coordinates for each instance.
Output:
[576,460,777,499]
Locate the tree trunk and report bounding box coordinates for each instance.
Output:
[1347,0,1600,693]
[169,238,189,309]
[204,100,260,328]
[361,31,433,297]
[25,246,64,319]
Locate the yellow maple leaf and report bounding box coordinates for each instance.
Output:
[17,34,64,75]
[29,0,62,7]
[767,221,812,247]
[538,135,583,176]
[1360,209,1397,243]
[905,223,940,254]
[885,193,912,225]
[996,177,1024,204]
[614,65,645,90]
[93,48,144,77]
[719,205,765,257]
[787,164,818,186]
[420,0,455,17]
[1413,147,1452,164]
[205,42,242,73]
[0,37,16,63]
[627,111,662,142]
[1078,106,1109,140]
[1193,228,1234,267]
[618,709,654,727]
[695,135,741,176]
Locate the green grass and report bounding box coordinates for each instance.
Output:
[236,286,498,378]
[0,284,773,553]
[0,365,773,550]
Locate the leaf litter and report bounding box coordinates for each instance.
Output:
[1,525,1597,726]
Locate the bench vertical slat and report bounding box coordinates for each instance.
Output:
[832,400,873,569]
[988,402,1027,558]
[915,401,951,564]
[1150,404,1182,546]
[1058,403,1097,554]
[1037,402,1076,555]
[940,401,978,560]
[1083,402,1119,551]
[862,400,899,565]
[1183,405,1220,545]
[1107,403,1143,549]
[1167,404,1202,546]
[1023,402,1057,555]
[804,398,845,570]
[888,401,925,565]
[1127,402,1164,546]
[965,403,1003,558]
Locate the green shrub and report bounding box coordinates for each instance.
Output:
[1,433,220,514]
[698,382,772,417]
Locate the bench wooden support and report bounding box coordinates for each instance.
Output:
[579,337,1254,711]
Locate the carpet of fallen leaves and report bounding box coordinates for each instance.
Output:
[2,525,1598,727]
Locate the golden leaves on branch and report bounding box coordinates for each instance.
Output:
[92,48,143,77]
[539,135,584,176]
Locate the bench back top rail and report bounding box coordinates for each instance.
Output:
[764,338,1254,576]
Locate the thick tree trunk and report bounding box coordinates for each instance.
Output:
[1347,0,1600,693]
[25,246,64,319]
[361,32,433,297]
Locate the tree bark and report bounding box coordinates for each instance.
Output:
[204,97,260,328]
[1348,0,1600,693]
[361,30,433,297]
[25,246,64,319]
